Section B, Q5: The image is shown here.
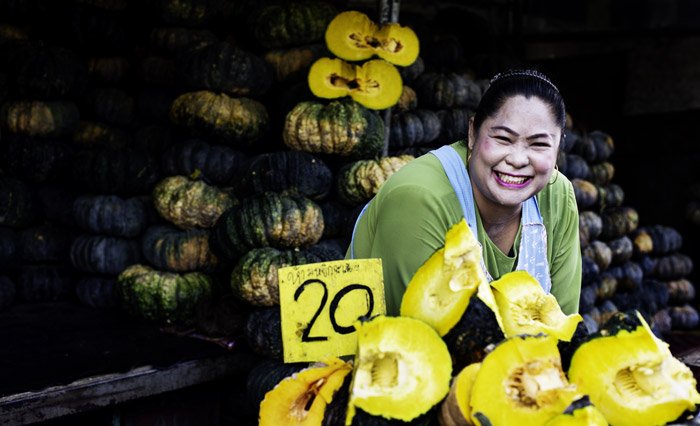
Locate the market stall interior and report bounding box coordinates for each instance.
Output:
[1,0,700,425]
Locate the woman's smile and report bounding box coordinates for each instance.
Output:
[494,171,532,188]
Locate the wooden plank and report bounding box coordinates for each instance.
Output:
[0,352,255,426]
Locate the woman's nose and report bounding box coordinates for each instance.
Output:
[506,144,530,168]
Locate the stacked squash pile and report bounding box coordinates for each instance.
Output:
[255,220,700,425]
[559,124,699,334]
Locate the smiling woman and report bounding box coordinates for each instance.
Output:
[346,69,581,316]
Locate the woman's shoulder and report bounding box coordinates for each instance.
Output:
[537,170,578,220]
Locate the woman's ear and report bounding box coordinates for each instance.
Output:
[467,116,475,150]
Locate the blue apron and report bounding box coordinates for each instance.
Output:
[350,145,552,292]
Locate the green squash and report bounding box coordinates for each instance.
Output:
[177,41,272,97]
[389,109,441,148]
[149,26,217,54]
[73,195,150,238]
[336,155,415,206]
[141,225,218,272]
[413,72,482,109]
[72,121,132,149]
[438,108,471,144]
[210,192,324,260]
[87,56,130,85]
[251,1,337,49]
[169,90,268,147]
[1,100,80,137]
[160,139,249,186]
[152,175,234,230]
[283,99,384,158]
[70,234,142,275]
[264,43,327,83]
[244,306,284,360]
[600,206,639,240]
[151,0,227,26]
[118,264,214,326]
[72,147,159,196]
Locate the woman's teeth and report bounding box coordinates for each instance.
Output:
[497,172,528,185]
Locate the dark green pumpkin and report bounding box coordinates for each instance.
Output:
[283,99,384,159]
[73,195,150,238]
[563,154,590,180]
[336,155,415,206]
[1,100,80,137]
[651,253,694,280]
[72,147,159,196]
[230,246,319,307]
[194,293,247,338]
[11,44,86,98]
[596,272,618,301]
[139,56,177,87]
[438,108,471,144]
[152,175,234,230]
[600,206,639,240]
[210,192,324,260]
[0,178,37,228]
[665,278,695,304]
[178,41,272,97]
[399,56,425,84]
[607,235,633,265]
[75,276,118,308]
[161,139,249,186]
[244,306,283,359]
[595,183,624,210]
[414,72,482,109]
[87,56,130,85]
[117,263,214,326]
[319,200,356,239]
[581,256,600,285]
[149,26,217,54]
[17,264,73,303]
[586,130,615,163]
[1,135,72,183]
[264,43,328,83]
[572,178,598,210]
[442,295,505,373]
[389,109,441,149]
[151,0,227,26]
[607,261,643,291]
[588,162,614,186]
[19,225,72,263]
[612,279,668,320]
[70,234,141,275]
[579,282,598,313]
[669,304,699,330]
[0,227,18,269]
[582,240,612,272]
[0,276,16,310]
[651,308,672,335]
[141,225,218,272]
[72,121,132,149]
[169,90,269,147]
[250,1,338,49]
[240,151,332,201]
[82,87,135,127]
[643,225,683,255]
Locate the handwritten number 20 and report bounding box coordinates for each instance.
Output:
[293,279,374,342]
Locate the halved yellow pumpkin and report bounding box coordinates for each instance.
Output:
[568,311,700,426]
[491,270,582,341]
[308,57,402,110]
[470,334,580,426]
[259,357,352,426]
[400,219,488,336]
[325,10,419,66]
[345,315,452,424]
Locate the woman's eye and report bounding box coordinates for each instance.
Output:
[494,136,510,142]
[532,141,551,148]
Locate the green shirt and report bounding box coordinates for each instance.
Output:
[347,141,581,316]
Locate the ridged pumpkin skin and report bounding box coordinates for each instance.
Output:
[18,265,74,303]
[19,225,72,263]
[87,56,130,85]
[568,311,700,426]
[152,175,234,230]
[118,264,214,326]
[244,306,284,360]
[1,100,80,137]
[264,43,327,83]
[283,99,384,158]
[177,41,272,97]
[240,151,332,201]
[210,192,324,260]
[251,1,338,49]
[73,195,150,238]
[70,234,142,275]
[161,139,249,186]
[600,206,639,240]
[389,109,441,148]
[72,121,132,149]
[230,246,319,307]
[151,0,226,26]
[346,315,452,423]
[141,225,218,272]
[336,155,414,205]
[149,26,217,55]
[438,108,471,144]
[72,148,159,196]
[169,90,269,146]
[414,73,483,110]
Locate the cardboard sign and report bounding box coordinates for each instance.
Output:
[279,259,385,363]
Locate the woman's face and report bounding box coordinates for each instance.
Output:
[468,95,561,210]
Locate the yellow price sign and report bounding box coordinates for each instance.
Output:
[278,258,384,363]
